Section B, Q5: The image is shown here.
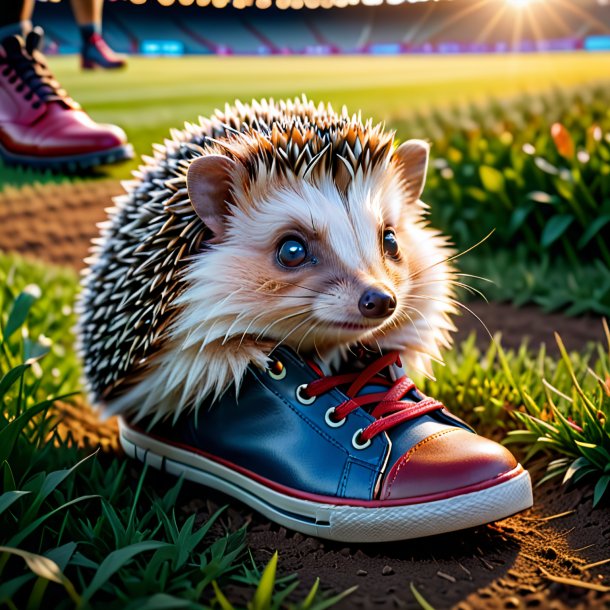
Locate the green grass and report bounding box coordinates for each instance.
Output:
[1,251,609,606]
[1,52,609,187]
[460,247,610,316]
[506,326,610,507]
[2,51,610,607]
[0,254,351,609]
[400,83,610,265]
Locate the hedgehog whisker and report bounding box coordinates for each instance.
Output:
[448,280,488,302]
[237,310,273,349]
[296,317,325,353]
[396,305,428,345]
[270,305,334,354]
[181,289,243,349]
[371,335,383,354]
[410,278,488,302]
[255,308,312,342]
[270,313,317,354]
[408,231,494,283]
[222,311,250,345]
[313,334,322,362]
[261,294,318,300]
[454,272,494,284]
[279,282,334,297]
[408,294,493,341]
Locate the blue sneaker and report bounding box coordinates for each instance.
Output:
[119,348,532,542]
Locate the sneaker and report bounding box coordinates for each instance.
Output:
[81,33,126,70]
[0,28,133,171]
[119,347,533,542]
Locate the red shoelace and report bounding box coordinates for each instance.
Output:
[302,351,444,443]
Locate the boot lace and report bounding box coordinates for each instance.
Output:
[300,351,444,444]
[0,35,75,109]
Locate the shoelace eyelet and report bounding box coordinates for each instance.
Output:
[352,429,372,450]
[267,359,286,381]
[324,407,346,428]
[296,384,316,405]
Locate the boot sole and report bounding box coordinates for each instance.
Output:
[0,142,134,173]
[81,60,127,70]
[119,419,533,543]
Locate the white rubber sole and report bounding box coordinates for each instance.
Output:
[119,420,533,543]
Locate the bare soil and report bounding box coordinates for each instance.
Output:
[186,474,610,610]
[3,181,610,609]
[455,302,604,357]
[0,180,120,268]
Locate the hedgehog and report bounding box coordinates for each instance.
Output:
[78,96,457,424]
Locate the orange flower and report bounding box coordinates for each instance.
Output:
[551,123,575,160]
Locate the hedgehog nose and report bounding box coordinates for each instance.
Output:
[358,288,397,319]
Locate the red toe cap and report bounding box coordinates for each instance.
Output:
[380,428,518,501]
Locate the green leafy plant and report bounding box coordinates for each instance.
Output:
[506,322,610,506]
[390,82,610,316]
[0,261,348,609]
[420,331,608,437]
[212,552,355,610]
[459,247,610,316]
[395,82,610,261]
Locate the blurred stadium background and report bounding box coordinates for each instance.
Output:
[2,0,610,316]
[5,0,604,187]
[3,4,610,609]
[36,0,610,56]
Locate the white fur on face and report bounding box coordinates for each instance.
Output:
[107,163,456,422]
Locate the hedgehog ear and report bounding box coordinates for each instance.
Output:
[187,155,236,241]
[393,140,430,203]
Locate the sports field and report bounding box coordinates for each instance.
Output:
[2,48,610,610]
[1,51,608,187]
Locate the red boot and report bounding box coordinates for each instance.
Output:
[81,33,127,70]
[0,28,133,172]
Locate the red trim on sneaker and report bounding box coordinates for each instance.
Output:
[125,422,524,508]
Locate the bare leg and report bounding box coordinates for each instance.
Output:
[70,0,127,70]
[69,0,103,27]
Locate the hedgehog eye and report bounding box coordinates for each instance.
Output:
[277,238,308,268]
[383,229,400,260]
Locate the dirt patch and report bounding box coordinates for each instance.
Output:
[178,475,610,610]
[0,180,121,268]
[455,302,604,356]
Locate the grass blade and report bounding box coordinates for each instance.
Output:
[0,491,30,517]
[250,551,278,610]
[81,541,172,603]
[410,583,436,610]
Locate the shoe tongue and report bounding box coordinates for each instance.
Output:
[333,347,385,376]
[327,347,424,403]
[1,35,25,57]
[25,27,44,56]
